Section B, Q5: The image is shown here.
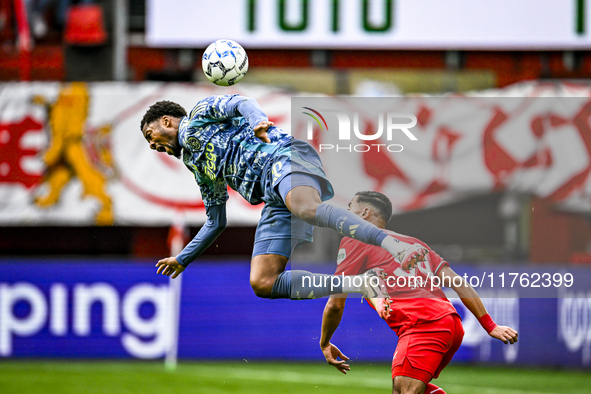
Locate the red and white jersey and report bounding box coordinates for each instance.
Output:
[335,230,460,336]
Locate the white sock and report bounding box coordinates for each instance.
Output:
[381,236,410,258]
[341,274,364,293]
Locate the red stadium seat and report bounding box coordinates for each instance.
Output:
[64,4,107,46]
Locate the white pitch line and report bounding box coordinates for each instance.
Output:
[439,383,559,394]
[190,365,389,389]
[187,365,560,394]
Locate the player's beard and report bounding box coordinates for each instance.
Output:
[171,144,182,158]
[155,123,181,158]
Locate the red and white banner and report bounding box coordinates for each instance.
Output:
[293,83,591,215]
[1,81,590,226]
[0,82,289,225]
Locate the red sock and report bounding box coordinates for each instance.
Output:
[425,383,446,394]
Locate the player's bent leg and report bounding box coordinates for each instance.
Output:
[249,246,386,301]
[250,231,391,308]
[284,183,424,264]
[250,250,344,300]
[250,253,289,298]
[392,376,427,394]
[283,184,322,224]
[251,237,391,304]
[270,265,392,313]
[285,185,386,246]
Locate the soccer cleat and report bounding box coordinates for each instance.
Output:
[362,268,392,319]
[361,268,389,298]
[371,296,393,320]
[400,243,429,271]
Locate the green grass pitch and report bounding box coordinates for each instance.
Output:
[0,361,589,394]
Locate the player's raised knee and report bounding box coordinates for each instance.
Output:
[290,200,320,224]
[249,276,274,298]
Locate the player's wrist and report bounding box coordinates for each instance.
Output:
[175,254,189,267]
[478,313,498,334]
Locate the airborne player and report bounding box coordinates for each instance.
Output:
[140,95,424,306]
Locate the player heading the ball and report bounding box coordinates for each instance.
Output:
[140,95,424,312]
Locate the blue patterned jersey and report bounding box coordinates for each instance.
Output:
[178,95,292,206]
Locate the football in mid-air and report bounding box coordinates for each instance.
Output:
[202,39,249,86]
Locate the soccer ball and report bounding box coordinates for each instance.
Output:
[202,39,249,86]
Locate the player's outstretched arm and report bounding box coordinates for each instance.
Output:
[320,296,350,374]
[438,266,518,345]
[222,95,273,142]
[156,257,185,279]
[156,204,227,278]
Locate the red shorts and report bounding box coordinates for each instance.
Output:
[391,314,464,385]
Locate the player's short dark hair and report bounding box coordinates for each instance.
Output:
[140,101,187,131]
[355,191,393,223]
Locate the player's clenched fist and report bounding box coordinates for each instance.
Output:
[156,257,185,279]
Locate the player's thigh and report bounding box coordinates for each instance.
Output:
[392,374,426,394]
[250,253,288,284]
[433,314,464,378]
[270,141,334,221]
[284,183,322,208]
[393,315,459,384]
[391,339,433,389]
[254,201,314,255]
[283,174,333,223]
